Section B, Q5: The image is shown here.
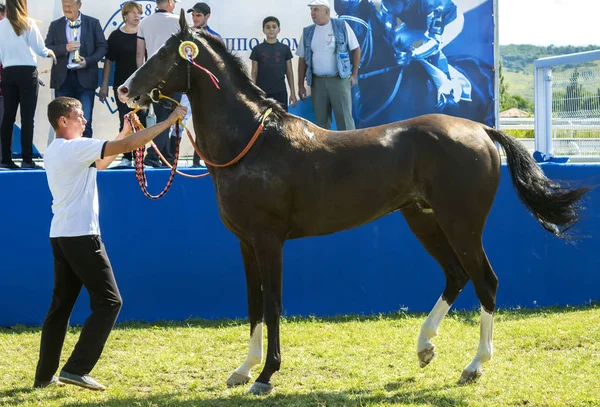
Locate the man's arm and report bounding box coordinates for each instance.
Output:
[97,106,187,170]
[297,57,307,101]
[251,60,258,83]
[136,38,146,68]
[350,47,361,86]
[286,59,297,108]
[83,19,108,65]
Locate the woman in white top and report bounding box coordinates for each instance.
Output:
[0,0,56,169]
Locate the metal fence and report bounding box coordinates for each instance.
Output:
[534,50,600,158]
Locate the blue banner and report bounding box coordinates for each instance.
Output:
[293,0,496,128]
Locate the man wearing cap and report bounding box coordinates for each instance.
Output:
[185,2,221,167]
[135,0,181,167]
[296,0,360,130]
[187,2,220,38]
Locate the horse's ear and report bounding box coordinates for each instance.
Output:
[179,9,189,33]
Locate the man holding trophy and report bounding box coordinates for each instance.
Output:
[45,0,107,138]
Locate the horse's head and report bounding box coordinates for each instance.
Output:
[118,9,204,108]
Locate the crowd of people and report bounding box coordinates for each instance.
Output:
[0,0,361,171]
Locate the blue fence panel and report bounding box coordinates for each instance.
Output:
[1,164,600,327]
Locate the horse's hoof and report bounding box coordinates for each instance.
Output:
[247,381,273,396]
[226,372,251,388]
[418,345,436,368]
[458,368,481,384]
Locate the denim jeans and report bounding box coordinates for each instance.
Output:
[55,70,96,138]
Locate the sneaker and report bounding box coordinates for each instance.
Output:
[33,376,66,389]
[21,161,43,170]
[118,158,133,167]
[59,371,106,391]
[0,160,20,170]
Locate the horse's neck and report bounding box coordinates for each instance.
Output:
[187,80,262,163]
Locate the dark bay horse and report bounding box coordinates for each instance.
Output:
[118,11,589,395]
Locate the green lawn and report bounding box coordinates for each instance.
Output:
[1,306,599,406]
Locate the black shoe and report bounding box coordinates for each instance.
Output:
[21,161,43,170]
[33,376,66,389]
[0,160,20,170]
[59,371,106,391]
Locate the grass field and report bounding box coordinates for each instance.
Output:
[1,306,599,407]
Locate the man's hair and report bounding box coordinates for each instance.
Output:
[48,97,82,130]
[0,3,5,15]
[262,16,280,29]
[121,1,142,20]
[156,0,169,5]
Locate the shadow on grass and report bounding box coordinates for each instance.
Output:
[38,382,470,407]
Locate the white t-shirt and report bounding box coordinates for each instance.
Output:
[44,137,108,238]
[137,10,181,58]
[296,20,359,76]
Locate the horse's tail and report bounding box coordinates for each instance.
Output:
[485,127,591,239]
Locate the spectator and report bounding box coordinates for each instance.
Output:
[250,16,297,112]
[136,0,181,168]
[99,1,146,167]
[0,0,56,170]
[185,2,220,167]
[187,2,220,38]
[296,0,360,130]
[33,96,186,390]
[45,0,107,138]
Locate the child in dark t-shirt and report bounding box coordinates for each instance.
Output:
[250,16,297,111]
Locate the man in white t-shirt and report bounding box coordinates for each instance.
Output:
[297,0,361,130]
[33,97,186,390]
[136,0,182,168]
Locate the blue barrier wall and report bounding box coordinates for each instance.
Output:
[1,164,600,327]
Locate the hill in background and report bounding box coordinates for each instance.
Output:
[500,44,600,102]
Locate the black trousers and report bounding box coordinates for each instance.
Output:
[35,235,122,381]
[0,66,39,164]
[114,88,146,161]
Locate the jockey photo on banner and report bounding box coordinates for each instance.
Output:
[332,0,495,128]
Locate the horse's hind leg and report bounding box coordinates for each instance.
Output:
[432,203,498,384]
[227,240,264,387]
[401,204,470,368]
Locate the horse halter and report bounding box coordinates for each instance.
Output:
[150,39,220,107]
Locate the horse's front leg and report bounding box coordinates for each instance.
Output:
[227,240,264,387]
[248,234,284,395]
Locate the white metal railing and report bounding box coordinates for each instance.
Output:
[534,50,600,155]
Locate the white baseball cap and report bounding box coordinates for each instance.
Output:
[307,0,330,8]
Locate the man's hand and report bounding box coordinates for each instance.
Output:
[350,74,358,87]
[168,106,188,124]
[75,58,87,69]
[66,41,80,53]
[289,94,298,108]
[121,119,133,137]
[298,85,307,102]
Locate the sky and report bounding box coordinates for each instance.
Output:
[499,0,600,46]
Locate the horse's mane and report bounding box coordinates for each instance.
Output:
[195,31,287,122]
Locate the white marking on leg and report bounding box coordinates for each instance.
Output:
[379,128,400,147]
[234,323,263,377]
[418,296,451,353]
[463,307,494,376]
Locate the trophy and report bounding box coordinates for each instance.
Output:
[68,21,82,67]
